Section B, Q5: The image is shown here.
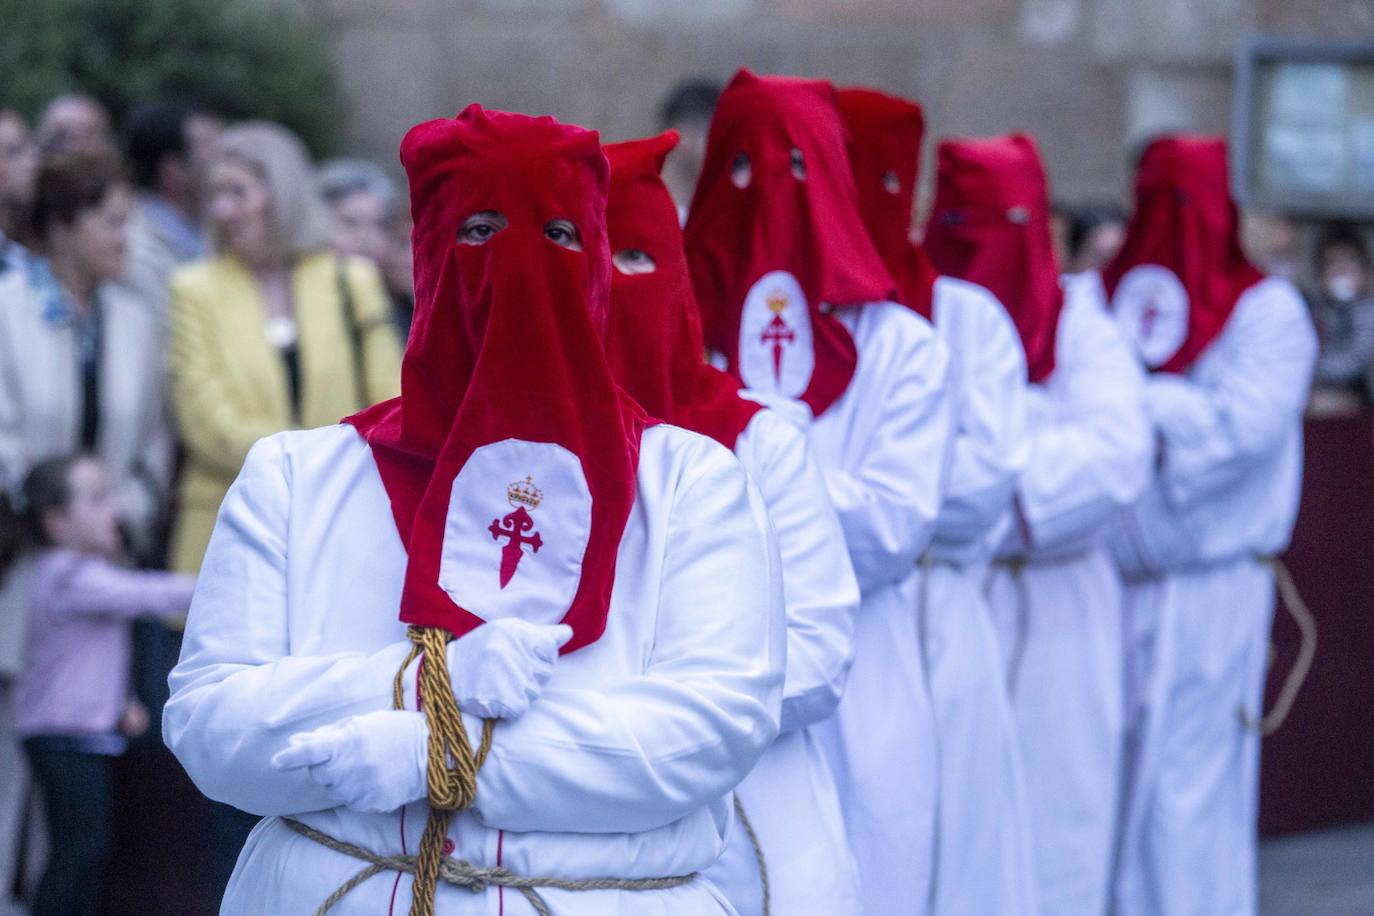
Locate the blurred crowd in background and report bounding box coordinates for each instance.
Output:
[0,67,1370,914]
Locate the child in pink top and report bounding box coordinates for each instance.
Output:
[8,454,193,916]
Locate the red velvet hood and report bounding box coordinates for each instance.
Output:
[837,86,939,320]
[346,105,648,653]
[1102,135,1262,374]
[604,131,763,449]
[925,134,1063,384]
[684,69,898,417]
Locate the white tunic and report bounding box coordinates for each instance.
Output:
[1111,277,1316,916]
[923,277,1037,916]
[163,422,787,915]
[705,408,862,916]
[807,301,954,915]
[984,276,1152,916]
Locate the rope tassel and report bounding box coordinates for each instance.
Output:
[392,625,496,916]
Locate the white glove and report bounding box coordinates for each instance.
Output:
[737,390,813,432]
[446,618,573,720]
[271,709,428,813]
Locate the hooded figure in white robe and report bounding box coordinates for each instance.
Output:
[926,134,1153,916]
[601,132,863,916]
[164,106,786,916]
[686,70,953,915]
[1104,136,1317,916]
[840,87,1038,916]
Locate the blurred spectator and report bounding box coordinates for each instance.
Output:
[381,210,415,335]
[1063,201,1126,274]
[0,111,37,905]
[9,454,193,916]
[1050,202,1072,271]
[121,99,223,331]
[167,122,401,576]
[0,152,174,560]
[317,157,414,332]
[0,110,38,258]
[659,78,721,216]
[34,94,115,157]
[317,158,395,264]
[1243,210,1303,281]
[1303,224,1374,413]
[167,120,401,893]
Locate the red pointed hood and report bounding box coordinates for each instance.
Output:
[346,105,649,653]
[1102,135,1262,374]
[837,86,939,320]
[604,130,763,449]
[684,69,898,417]
[925,134,1063,384]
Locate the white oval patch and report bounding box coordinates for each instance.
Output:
[1112,264,1190,369]
[439,439,592,626]
[738,270,815,398]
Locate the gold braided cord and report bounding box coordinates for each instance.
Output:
[1240,558,1318,737]
[282,817,699,916]
[392,625,495,916]
[732,795,770,916]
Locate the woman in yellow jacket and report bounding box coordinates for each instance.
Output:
[169,122,401,574]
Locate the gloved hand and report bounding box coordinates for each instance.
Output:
[445,618,573,720]
[1143,375,1209,439]
[271,709,428,813]
[738,390,813,432]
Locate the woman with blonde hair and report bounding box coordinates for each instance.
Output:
[168,121,401,575]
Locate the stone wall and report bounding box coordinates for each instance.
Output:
[306,0,1374,203]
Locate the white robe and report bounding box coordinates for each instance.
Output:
[807,302,954,915]
[923,277,1037,916]
[705,408,863,916]
[163,422,787,915]
[1110,276,1316,916]
[984,276,1152,916]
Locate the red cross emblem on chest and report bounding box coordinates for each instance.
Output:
[489,475,543,588]
[759,290,796,383]
[1139,294,1163,340]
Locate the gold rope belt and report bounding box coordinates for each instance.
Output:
[281,816,697,916]
[1240,557,1318,736]
[291,624,699,915]
[732,795,770,916]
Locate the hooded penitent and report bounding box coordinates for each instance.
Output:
[684,68,898,417]
[603,130,763,449]
[1101,135,1262,374]
[346,105,649,656]
[924,134,1063,384]
[837,86,940,320]
[346,110,653,913]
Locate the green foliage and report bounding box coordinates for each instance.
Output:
[0,0,341,154]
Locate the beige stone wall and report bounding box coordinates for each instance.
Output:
[306,0,1374,202]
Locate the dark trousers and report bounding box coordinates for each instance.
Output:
[21,738,112,916]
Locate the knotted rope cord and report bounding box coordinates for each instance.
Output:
[282,817,698,916]
[732,795,770,916]
[392,625,496,916]
[1240,558,1317,737]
